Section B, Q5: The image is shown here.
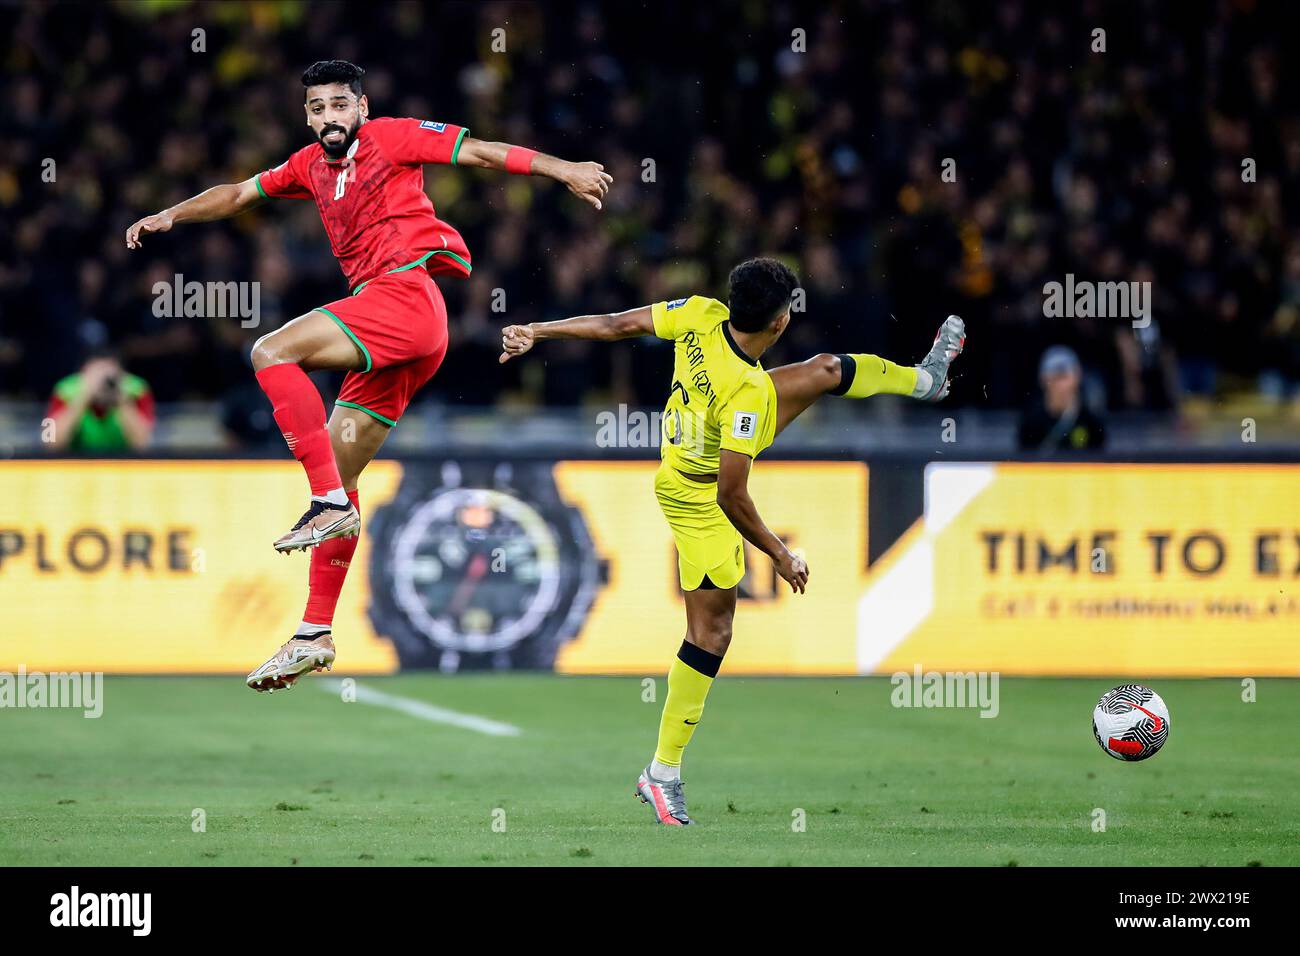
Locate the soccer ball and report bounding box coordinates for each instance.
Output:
[1092,684,1170,761]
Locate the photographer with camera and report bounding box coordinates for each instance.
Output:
[45,351,155,452]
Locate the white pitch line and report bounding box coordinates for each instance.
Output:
[317,678,521,737]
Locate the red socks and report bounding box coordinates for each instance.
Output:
[255,363,342,496]
[257,363,355,631]
[303,489,360,628]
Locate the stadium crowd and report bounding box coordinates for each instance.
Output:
[5,0,1300,444]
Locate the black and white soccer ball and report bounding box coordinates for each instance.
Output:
[1092,684,1170,761]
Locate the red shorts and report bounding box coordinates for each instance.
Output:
[314,269,449,426]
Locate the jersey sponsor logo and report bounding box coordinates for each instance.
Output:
[732,411,759,439]
[666,298,688,310]
[419,120,448,132]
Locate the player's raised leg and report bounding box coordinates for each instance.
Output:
[770,315,966,436]
[251,310,365,552]
[246,406,390,692]
[297,405,390,637]
[636,585,735,826]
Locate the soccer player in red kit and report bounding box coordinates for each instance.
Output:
[125,60,611,691]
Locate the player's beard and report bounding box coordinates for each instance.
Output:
[318,120,359,159]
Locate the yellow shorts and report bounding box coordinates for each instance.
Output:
[654,461,745,591]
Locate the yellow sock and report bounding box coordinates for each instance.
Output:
[832,353,918,398]
[653,641,723,767]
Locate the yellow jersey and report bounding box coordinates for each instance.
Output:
[651,295,778,474]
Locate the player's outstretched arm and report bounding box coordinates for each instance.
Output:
[499,306,654,363]
[717,450,809,594]
[455,138,612,210]
[125,177,265,249]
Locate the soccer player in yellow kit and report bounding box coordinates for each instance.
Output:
[500,258,965,824]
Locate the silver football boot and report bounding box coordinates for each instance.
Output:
[635,766,693,826]
[915,315,966,401]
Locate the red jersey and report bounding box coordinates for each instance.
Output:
[256,117,473,292]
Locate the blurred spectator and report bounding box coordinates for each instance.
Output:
[45,351,155,451]
[1259,241,1300,408]
[1018,346,1105,452]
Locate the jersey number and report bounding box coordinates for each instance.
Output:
[333,168,351,201]
[665,408,684,446]
[665,381,690,446]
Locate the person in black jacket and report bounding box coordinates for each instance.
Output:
[1018,346,1106,452]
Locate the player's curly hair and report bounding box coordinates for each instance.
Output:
[727,257,800,333]
[301,60,366,98]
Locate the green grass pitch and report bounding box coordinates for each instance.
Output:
[1,675,1296,866]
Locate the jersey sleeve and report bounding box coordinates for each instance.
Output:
[375,117,470,166]
[650,298,688,339]
[255,150,312,200]
[717,376,777,459]
[651,295,728,340]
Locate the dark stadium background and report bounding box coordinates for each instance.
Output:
[5,0,1299,451]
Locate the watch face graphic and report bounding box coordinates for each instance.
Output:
[368,461,604,671]
[392,488,562,654]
